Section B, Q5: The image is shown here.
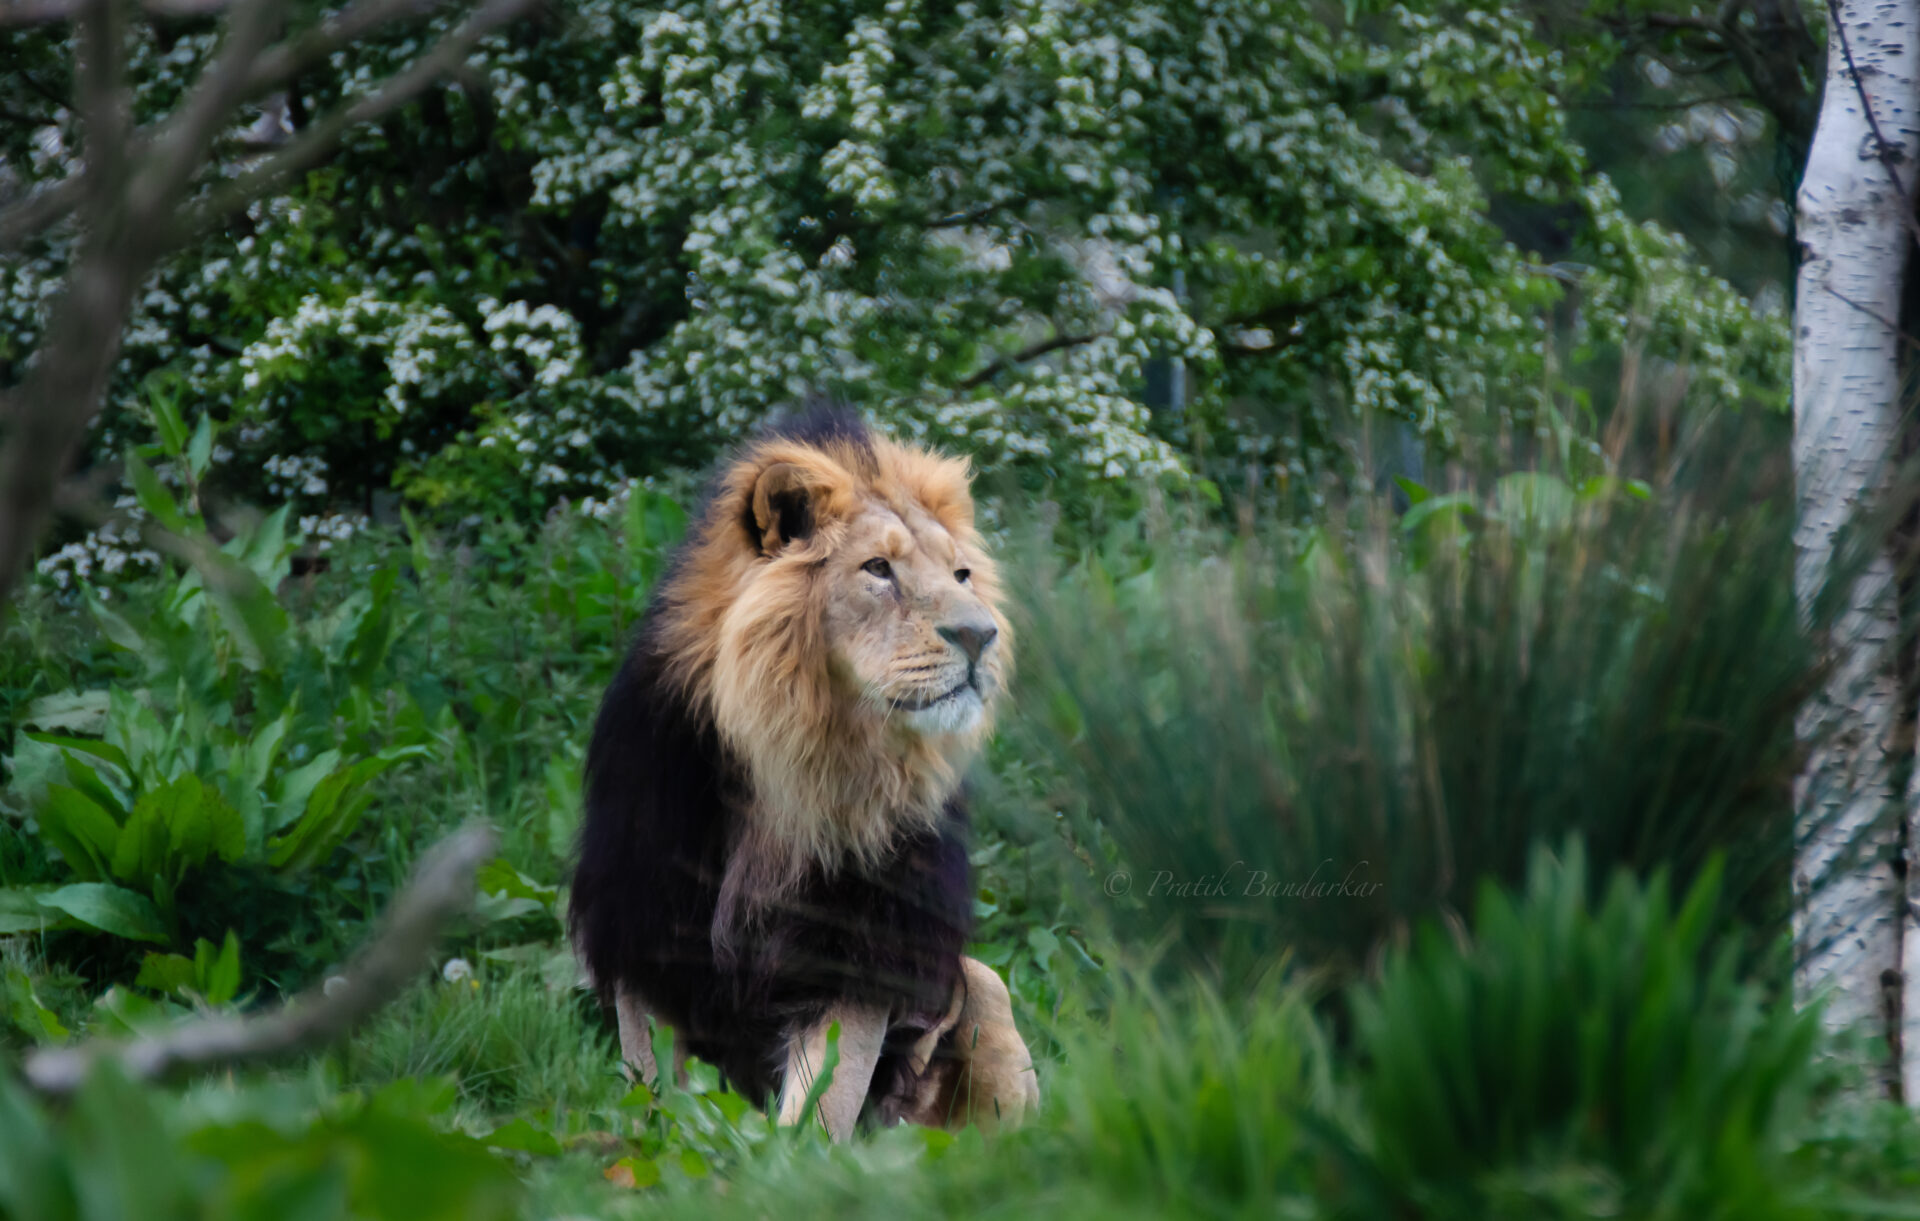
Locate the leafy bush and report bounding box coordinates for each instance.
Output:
[0,1062,521,1221]
[1019,455,1811,985]
[9,0,1784,541]
[0,410,428,965]
[1342,844,1820,1220]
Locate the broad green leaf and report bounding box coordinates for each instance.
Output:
[109,774,244,890]
[186,412,214,479]
[0,888,62,935]
[4,965,69,1043]
[125,451,189,534]
[69,1062,195,1220]
[240,713,292,795]
[0,1068,73,1221]
[344,567,402,684]
[342,1110,521,1221]
[34,785,121,882]
[1027,925,1061,965]
[88,598,146,652]
[1397,491,1477,537]
[25,731,130,778]
[475,858,559,906]
[227,504,293,591]
[147,380,189,457]
[196,549,292,674]
[196,930,242,1006]
[39,883,169,943]
[21,690,111,736]
[59,751,127,820]
[269,747,426,872]
[271,749,342,834]
[481,1118,562,1157]
[135,952,196,995]
[105,689,168,786]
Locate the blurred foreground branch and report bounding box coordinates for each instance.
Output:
[0,0,538,611]
[21,825,497,1096]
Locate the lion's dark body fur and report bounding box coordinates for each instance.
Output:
[567,412,974,1109]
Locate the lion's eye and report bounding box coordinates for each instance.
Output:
[862,557,894,580]
[954,568,971,584]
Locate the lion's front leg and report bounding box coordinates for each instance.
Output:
[615,983,685,1088]
[773,1001,889,1141]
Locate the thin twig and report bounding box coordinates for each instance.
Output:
[176,0,538,238]
[22,825,497,1096]
[1823,282,1920,352]
[0,0,229,21]
[0,177,87,250]
[0,0,538,610]
[923,196,1025,229]
[956,331,1103,390]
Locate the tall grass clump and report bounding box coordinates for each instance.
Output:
[1017,449,1817,985]
[1341,844,1821,1220]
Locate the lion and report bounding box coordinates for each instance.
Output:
[568,406,1040,1139]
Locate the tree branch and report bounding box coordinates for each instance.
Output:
[176,0,538,239]
[956,331,1104,390]
[923,196,1025,229]
[0,0,538,610]
[1,0,232,21]
[0,172,87,252]
[21,825,497,1096]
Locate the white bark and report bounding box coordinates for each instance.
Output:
[1793,0,1920,1096]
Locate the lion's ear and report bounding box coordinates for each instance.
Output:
[749,462,818,554]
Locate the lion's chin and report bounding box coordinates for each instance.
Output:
[895,685,985,736]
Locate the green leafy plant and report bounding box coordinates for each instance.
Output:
[1343,843,1820,1220]
[0,1062,521,1221]
[1020,444,1812,986]
[0,408,427,952]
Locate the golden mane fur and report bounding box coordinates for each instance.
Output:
[651,426,1012,914]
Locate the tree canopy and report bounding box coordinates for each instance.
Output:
[4,0,1788,582]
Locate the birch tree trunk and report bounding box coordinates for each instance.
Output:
[1793,0,1920,1096]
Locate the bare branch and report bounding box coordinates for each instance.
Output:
[0,0,77,23]
[923,196,1026,230]
[240,0,448,97]
[74,0,131,219]
[0,0,538,610]
[132,0,286,214]
[956,330,1104,391]
[21,825,498,1096]
[0,0,229,22]
[177,0,539,238]
[0,176,86,250]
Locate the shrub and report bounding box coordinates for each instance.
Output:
[1341,843,1820,1220]
[8,0,1784,537]
[1019,455,1811,985]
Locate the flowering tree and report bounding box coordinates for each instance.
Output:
[5,0,1787,584]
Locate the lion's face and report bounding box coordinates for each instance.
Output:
[822,499,1006,737]
[660,420,1011,869]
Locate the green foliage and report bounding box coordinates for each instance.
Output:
[0,1063,521,1221]
[8,0,1785,548]
[1343,844,1820,1219]
[1020,447,1808,985]
[0,416,429,955]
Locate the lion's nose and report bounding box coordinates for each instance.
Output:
[939,620,998,664]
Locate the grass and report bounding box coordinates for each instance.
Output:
[5,429,1920,1219]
